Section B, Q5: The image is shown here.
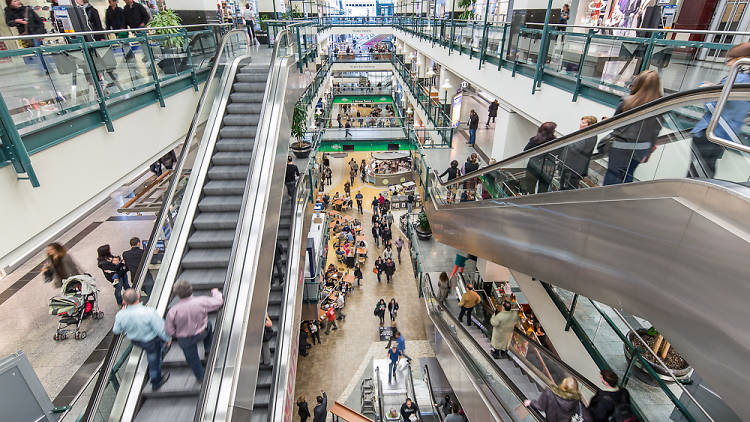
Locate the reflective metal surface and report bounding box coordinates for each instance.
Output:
[706,57,750,154]
[425,179,750,420]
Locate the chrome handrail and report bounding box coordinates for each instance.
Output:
[0,23,233,41]
[81,28,250,422]
[423,365,444,422]
[432,85,750,188]
[706,57,750,154]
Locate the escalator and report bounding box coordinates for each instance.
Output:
[82,28,307,422]
[422,84,750,420]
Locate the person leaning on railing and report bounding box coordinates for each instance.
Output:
[4,0,46,47]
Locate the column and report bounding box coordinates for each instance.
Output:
[489,106,540,160]
[416,51,427,79]
[438,67,458,105]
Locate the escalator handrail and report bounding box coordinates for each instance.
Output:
[81,28,252,422]
[422,365,444,422]
[707,57,750,154]
[421,273,546,422]
[405,362,423,421]
[511,327,599,394]
[431,84,750,188]
[376,366,385,421]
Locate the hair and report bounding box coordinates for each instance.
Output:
[288,156,293,162]
[451,404,460,414]
[601,369,619,387]
[534,122,557,144]
[581,115,598,126]
[298,393,306,402]
[390,298,396,304]
[122,288,139,305]
[439,272,449,283]
[379,298,386,304]
[405,397,412,404]
[622,70,662,111]
[316,395,324,404]
[466,283,473,290]
[450,160,458,168]
[5,0,17,7]
[502,301,512,311]
[47,243,68,277]
[130,237,141,247]
[97,244,113,261]
[727,42,750,60]
[173,280,193,298]
[558,377,581,397]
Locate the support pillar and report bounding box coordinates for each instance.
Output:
[489,106,539,160]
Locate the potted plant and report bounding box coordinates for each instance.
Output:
[623,327,693,381]
[290,102,312,158]
[148,10,188,74]
[415,210,432,241]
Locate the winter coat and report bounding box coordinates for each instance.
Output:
[437,276,451,300]
[4,5,45,36]
[313,392,327,422]
[82,3,105,40]
[98,258,128,285]
[384,261,396,276]
[458,290,481,309]
[105,6,125,30]
[374,302,386,317]
[530,388,593,422]
[388,301,399,317]
[46,254,82,288]
[468,112,479,130]
[488,101,499,117]
[297,400,310,418]
[588,388,630,422]
[490,310,519,351]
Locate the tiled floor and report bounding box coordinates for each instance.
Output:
[293,150,431,420]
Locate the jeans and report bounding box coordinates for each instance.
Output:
[396,247,402,263]
[378,313,384,324]
[112,273,131,306]
[458,306,473,326]
[388,360,398,382]
[468,128,477,145]
[357,200,363,213]
[374,236,380,247]
[603,147,648,186]
[285,181,296,197]
[311,331,321,344]
[407,202,413,214]
[131,337,165,389]
[386,272,392,283]
[350,175,355,185]
[376,271,382,283]
[176,322,213,381]
[487,116,495,125]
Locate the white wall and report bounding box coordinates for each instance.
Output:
[0,84,205,273]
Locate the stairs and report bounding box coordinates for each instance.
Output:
[134,61,270,422]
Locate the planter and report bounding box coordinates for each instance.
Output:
[414,225,432,241]
[624,328,693,382]
[290,142,312,158]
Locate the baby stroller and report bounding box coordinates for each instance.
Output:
[49,274,103,341]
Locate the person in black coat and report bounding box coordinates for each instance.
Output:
[297,394,311,422]
[122,0,150,30]
[523,122,558,194]
[374,257,384,283]
[467,110,479,145]
[486,99,499,127]
[353,265,363,287]
[313,391,327,422]
[122,236,155,296]
[105,0,125,31]
[400,398,420,421]
[4,0,45,46]
[439,160,460,181]
[558,116,598,190]
[76,0,105,40]
[587,370,633,422]
[384,258,396,284]
[97,244,130,306]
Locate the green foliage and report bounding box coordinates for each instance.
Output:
[458,0,475,19]
[291,102,308,143]
[148,10,185,49]
[646,327,659,337]
[418,210,431,232]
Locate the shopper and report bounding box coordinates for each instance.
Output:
[4,0,46,47]
[164,281,223,381]
[354,265,363,287]
[297,394,311,422]
[449,253,467,279]
[587,370,634,422]
[391,330,412,361]
[388,298,399,322]
[387,344,402,383]
[524,377,593,422]
[467,109,479,146]
[372,222,381,248]
[355,191,364,213]
[113,289,170,390]
[374,257,384,283]
[385,211,394,230]
[486,99,499,127]
[374,298,387,325]
[400,398,420,421]
[105,0,125,32]
[394,237,404,263]
[559,116,599,190]
[444,404,464,422]
[406,192,415,213]
[285,156,300,197]
[490,301,519,359]
[689,42,750,178]
[435,394,453,418]
[261,313,274,368]
[523,122,558,194]
[349,166,357,186]
[324,305,337,334]
[122,236,155,295]
[313,391,328,422]
[344,181,351,197]
[381,224,392,248]
[335,292,346,320]
[384,258,396,284]
[371,196,379,215]
[241,3,256,44]
[97,244,130,306]
[309,320,321,344]
[437,271,451,303]
[383,245,393,261]
[42,243,81,288]
[457,283,482,327]
[463,153,480,191]
[122,0,150,30]
[602,70,663,185]
[440,160,460,181]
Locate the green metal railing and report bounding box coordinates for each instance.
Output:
[0,24,234,187]
[265,20,319,70]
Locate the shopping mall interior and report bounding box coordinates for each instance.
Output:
[0,0,749,421]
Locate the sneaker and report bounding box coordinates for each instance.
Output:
[153,371,171,390]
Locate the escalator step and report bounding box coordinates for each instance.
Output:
[198,196,243,212]
[223,113,260,126]
[229,92,265,103]
[249,409,269,422]
[207,165,250,181]
[239,64,270,74]
[203,180,245,195]
[219,125,258,139]
[257,369,273,387]
[235,72,268,83]
[212,151,252,166]
[135,397,198,422]
[268,290,283,305]
[181,248,231,269]
[253,386,271,405]
[215,139,255,153]
[141,367,201,398]
[233,82,267,93]
[226,102,262,115]
[193,212,240,230]
[178,269,227,288]
[187,230,236,248]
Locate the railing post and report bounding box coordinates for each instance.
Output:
[142,33,166,107]
[498,23,507,70]
[533,0,554,94]
[449,1,455,56]
[79,37,116,131]
[640,32,658,74]
[564,293,578,331]
[296,27,303,72]
[621,349,639,387]
[0,94,39,187]
[184,30,199,91]
[572,29,593,102]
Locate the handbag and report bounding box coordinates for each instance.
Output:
[43,268,54,283]
[570,402,584,422]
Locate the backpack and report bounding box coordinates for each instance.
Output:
[604,390,637,422]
